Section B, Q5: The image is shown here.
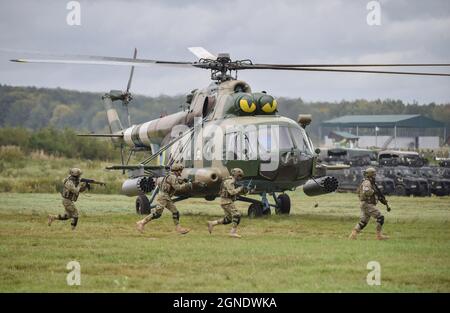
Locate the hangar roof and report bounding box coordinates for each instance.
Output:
[322,114,444,128]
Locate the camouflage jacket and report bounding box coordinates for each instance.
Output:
[158,173,192,197]
[220,176,245,205]
[358,179,377,204]
[61,177,87,202]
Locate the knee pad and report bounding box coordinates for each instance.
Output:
[172,211,180,221]
[376,215,385,226]
[223,216,232,225]
[358,220,368,230]
[232,214,241,226]
[152,211,162,220]
[58,214,69,220]
[71,217,78,227]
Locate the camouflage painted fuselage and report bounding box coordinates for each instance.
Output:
[109,80,317,199]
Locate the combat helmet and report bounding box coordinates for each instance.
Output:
[364,167,377,178]
[231,168,244,179]
[69,168,82,177]
[171,163,184,172]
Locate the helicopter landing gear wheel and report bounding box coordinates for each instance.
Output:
[136,195,151,215]
[248,203,263,218]
[275,194,291,215]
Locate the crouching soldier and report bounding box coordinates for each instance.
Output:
[136,163,192,234]
[48,168,87,230]
[208,168,248,238]
[349,167,389,240]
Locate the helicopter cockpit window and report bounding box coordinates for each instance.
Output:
[275,126,294,150]
[290,127,314,155]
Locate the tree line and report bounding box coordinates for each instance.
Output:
[0,127,115,160]
[1,84,449,143]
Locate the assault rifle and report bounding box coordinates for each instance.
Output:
[80,178,106,191]
[373,183,391,212]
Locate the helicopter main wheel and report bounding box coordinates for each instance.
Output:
[275,194,291,215]
[136,194,151,215]
[248,203,263,218]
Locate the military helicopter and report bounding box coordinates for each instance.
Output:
[10,47,450,217]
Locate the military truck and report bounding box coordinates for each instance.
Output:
[332,166,395,195]
[378,166,429,196]
[319,147,378,166]
[378,150,427,167]
[414,167,450,196]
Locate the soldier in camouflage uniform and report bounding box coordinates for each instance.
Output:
[207,168,248,238]
[136,163,192,234]
[48,168,87,230]
[349,167,389,240]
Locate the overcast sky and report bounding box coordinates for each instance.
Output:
[0,0,449,103]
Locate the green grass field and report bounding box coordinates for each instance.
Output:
[0,191,449,292]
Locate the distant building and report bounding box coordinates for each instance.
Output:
[321,114,446,149]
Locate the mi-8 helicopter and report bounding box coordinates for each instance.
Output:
[10,47,450,217]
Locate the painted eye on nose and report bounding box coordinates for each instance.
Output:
[256,94,277,114]
[239,97,256,113]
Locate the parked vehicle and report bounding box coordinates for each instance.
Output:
[378,166,429,196]
[414,167,450,196]
[319,148,378,166]
[332,166,395,195]
[378,150,427,167]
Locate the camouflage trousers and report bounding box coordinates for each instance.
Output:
[49,199,79,227]
[217,202,241,228]
[142,194,180,225]
[60,198,79,219]
[355,202,384,232]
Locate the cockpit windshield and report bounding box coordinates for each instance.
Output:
[225,124,314,161]
[289,127,314,155]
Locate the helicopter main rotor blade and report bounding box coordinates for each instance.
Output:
[126,48,137,93]
[10,53,196,68]
[239,65,450,76]
[188,47,217,60]
[253,63,450,68]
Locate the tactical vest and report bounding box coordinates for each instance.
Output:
[159,174,173,195]
[61,177,79,201]
[220,177,236,201]
[357,179,376,204]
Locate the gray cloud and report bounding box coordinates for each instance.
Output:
[0,0,449,103]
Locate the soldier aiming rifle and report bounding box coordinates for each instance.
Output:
[48,168,105,230]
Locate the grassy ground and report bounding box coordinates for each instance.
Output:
[0,191,449,292]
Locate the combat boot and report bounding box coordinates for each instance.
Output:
[176,224,190,235]
[207,221,218,234]
[47,214,56,226]
[136,220,146,233]
[229,227,241,238]
[376,231,389,240]
[348,229,359,240]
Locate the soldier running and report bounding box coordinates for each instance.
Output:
[136,163,192,234]
[349,167,389,240]
[207,168,248,238]
[48,168,87,230]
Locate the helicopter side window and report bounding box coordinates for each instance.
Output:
[225,132,239,160]
[258,128,272,153]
